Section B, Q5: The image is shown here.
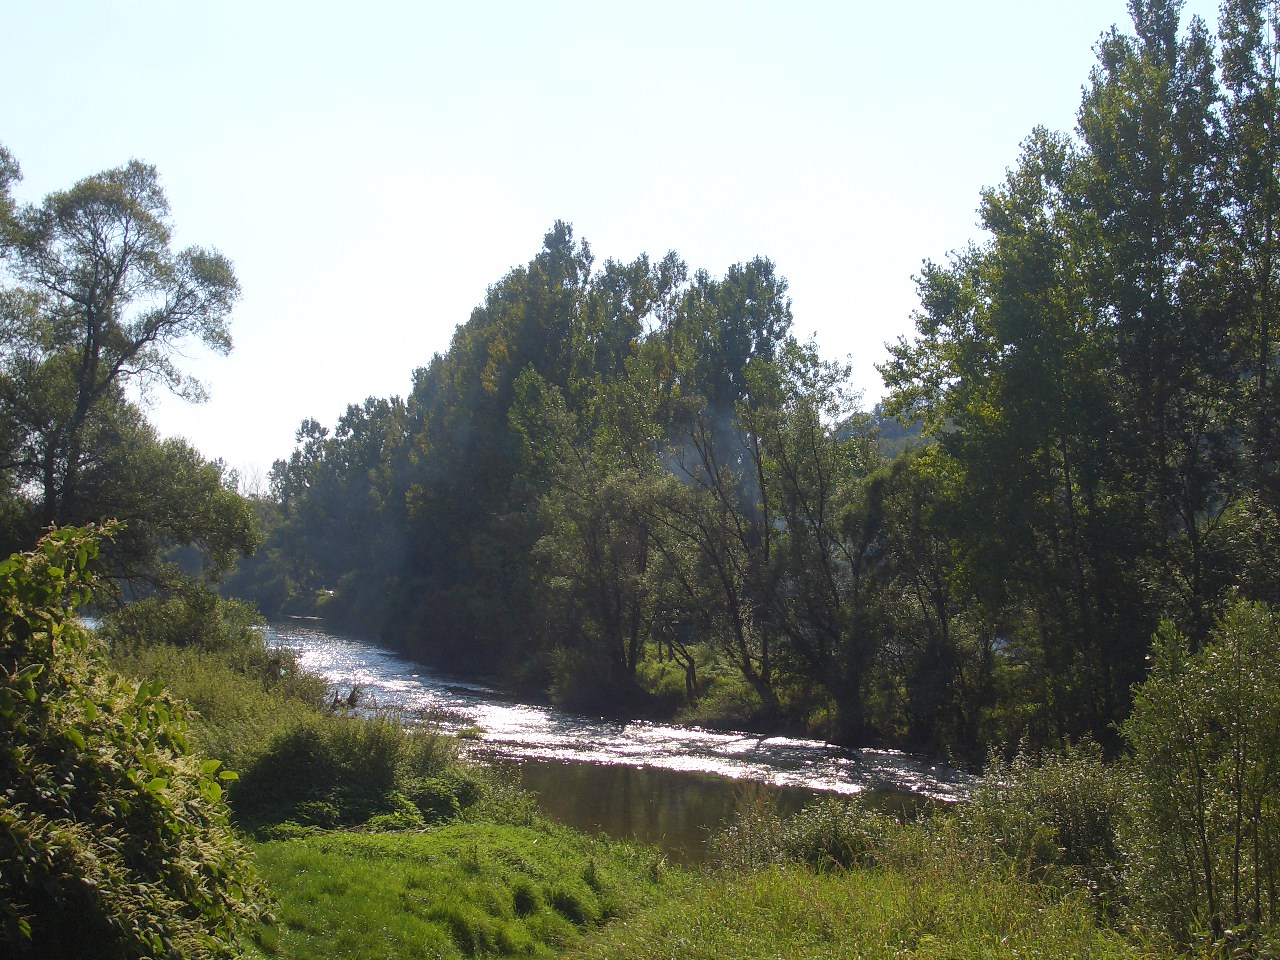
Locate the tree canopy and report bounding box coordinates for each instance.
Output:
[244,0,1280,759]
[0,150,257,589]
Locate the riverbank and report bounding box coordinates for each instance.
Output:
[244,808,1152,960]
[98,601,1216,958]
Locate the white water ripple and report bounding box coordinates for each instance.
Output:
[267,622,972,802]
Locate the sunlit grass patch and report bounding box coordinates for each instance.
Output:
[253,822,674,960]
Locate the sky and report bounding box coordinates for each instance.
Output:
[2,0,1222,486]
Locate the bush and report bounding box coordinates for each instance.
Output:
[97,579,263,655]
[711,792,907,873]
[959,742,1129,905]
[232,712,470,832]
[0,527,269,959]
[1123,601,1280,952]
[100,582,328,708]
[547,645,640,714]
[678,672,767,730]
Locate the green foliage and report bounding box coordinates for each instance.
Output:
[959,743,1130,904]
[0,153,243,544]
[710,793,910,874]
[232,712,470,833]
[100,579,264,654]
[676,670,767,729]
[1123,600,1280,951]
[108,637,326,776]
[0,527,268,959]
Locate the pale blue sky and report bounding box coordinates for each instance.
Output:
[2,0,1221,482]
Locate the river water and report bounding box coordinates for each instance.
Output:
[267,620,972,862]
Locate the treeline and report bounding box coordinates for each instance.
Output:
[243,0,1280,759]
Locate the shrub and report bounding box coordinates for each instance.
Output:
[97,579,263,655]
[959,741,1129,905]
[232,711,469,832]
[0,527,269,959]
[100,583,328,710]
[711,792,906,873]
[1123,601,1280,951]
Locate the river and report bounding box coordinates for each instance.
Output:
[267,620,972,862]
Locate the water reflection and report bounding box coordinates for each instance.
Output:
[267,621,972,805]
[493,758,820,864]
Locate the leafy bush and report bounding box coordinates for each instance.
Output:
[678,671,767,730]
[711,792,908,873]
[97,579,263,654]
[99,581,327,707]
[0,527,269,959]
[546,645,641,715]
[959,742,1129,904]
[232,711,471,832]
[1123,601,1280,952]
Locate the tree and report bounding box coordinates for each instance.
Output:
[879,1,1246,745]
[881,127,1148,744]
[1079,0,1231,639]
[505,255,687,707]
[0,146,18,245]
[739,341,884,742]
[0,157,239,530]
[263,397,408,623]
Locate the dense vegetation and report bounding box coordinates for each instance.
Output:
[5,0,1280,956]
[0,528,268,958]
[229,0,1280,760]
[8,522,1280,956]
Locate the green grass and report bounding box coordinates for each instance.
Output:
[110,639,323,774]
[99,616,1204,959]
[252,824,675,960]
[248,819,1169,960]
[566,864,1148,960]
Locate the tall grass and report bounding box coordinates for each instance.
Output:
[111,641,324,774]
[567,863,1144,960]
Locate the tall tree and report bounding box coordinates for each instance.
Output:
[1217,1,1280,606]
[1078,0,1230,638]
[0,159,239,530]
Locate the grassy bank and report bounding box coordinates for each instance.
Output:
[242,809,1148,960]
[243,831,1154,960]
[252,824,673,959]
[569,865,1137,960]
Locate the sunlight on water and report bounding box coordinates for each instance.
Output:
[267,622,972,802]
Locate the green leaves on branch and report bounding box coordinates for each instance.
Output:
[1,526,269,959]
[1124,600,1280,949]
